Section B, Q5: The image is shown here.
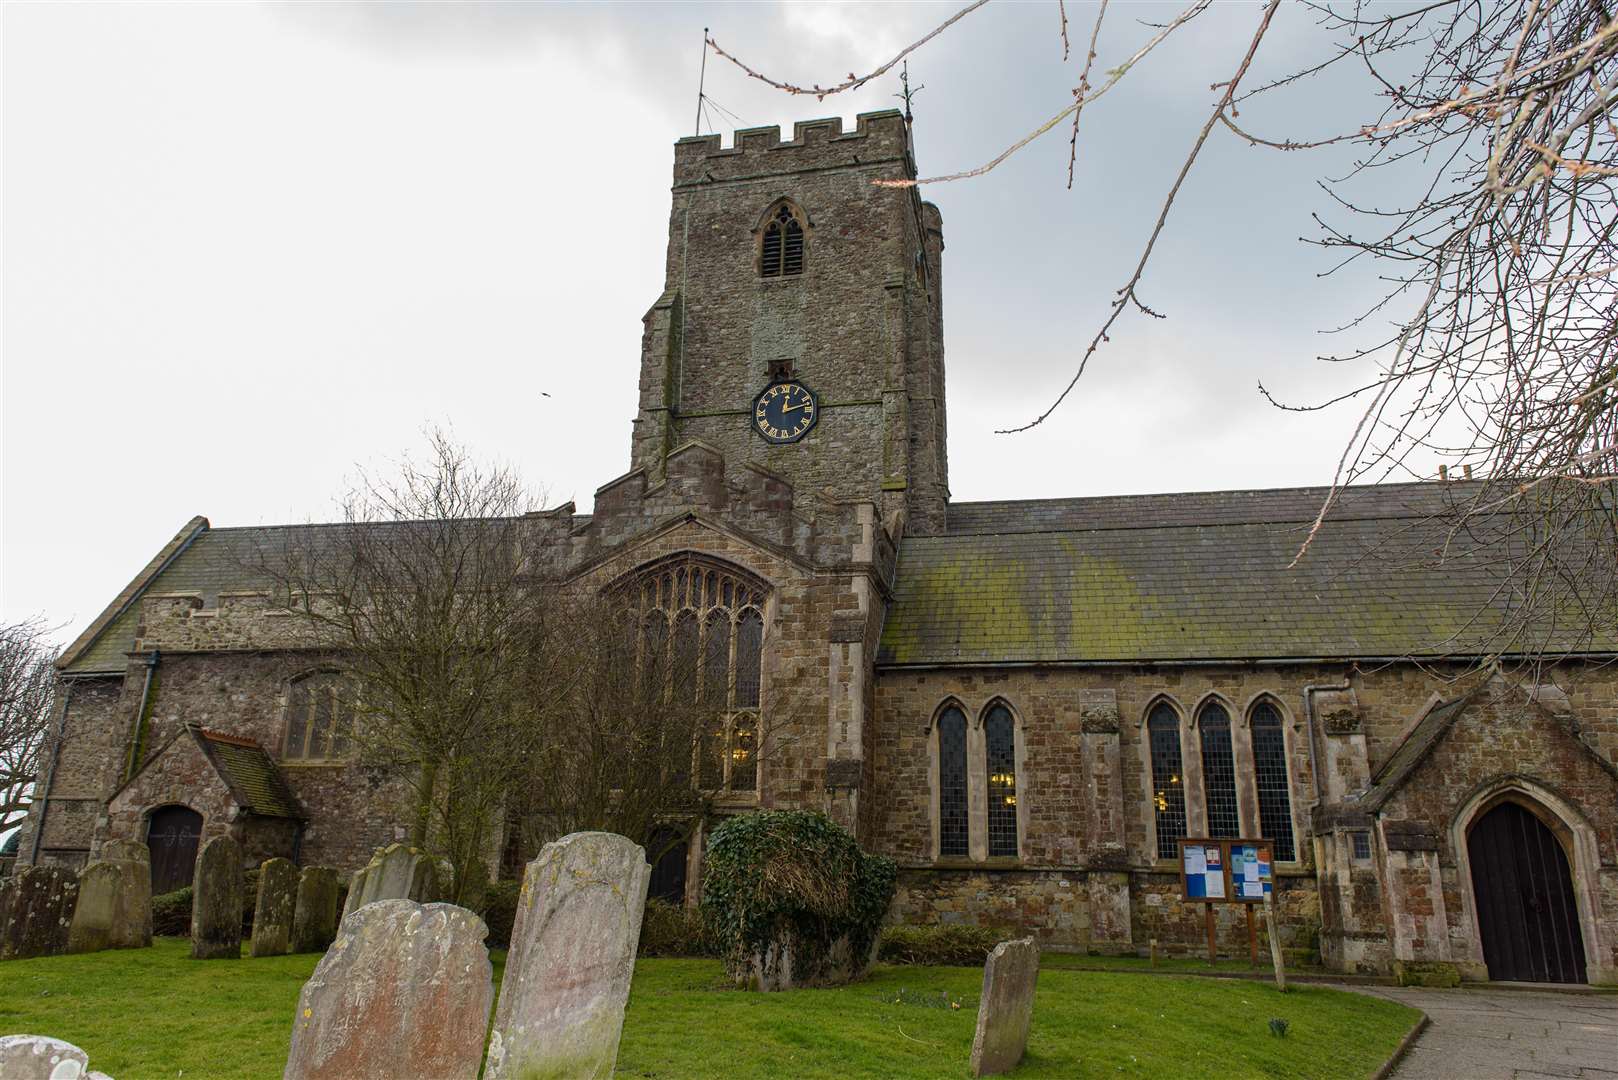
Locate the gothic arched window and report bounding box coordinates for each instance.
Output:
[936,706,968,858]
[1199,702,1241,839]
[1250,701,1296,861]
[984,704,1018,857]
[621,555,766,795]
[760,203,806,278]
[284,671,353,761]
[1148,703,1186,860]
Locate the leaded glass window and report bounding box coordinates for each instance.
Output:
[761,203,805,278]
[623,555,766,795]
[937,707,968,857]
[1148,703,1186,860]
[1199,703,1241,839]
[1250,702,1296,861]
[985,704,1018,858]
[284,672,353,761]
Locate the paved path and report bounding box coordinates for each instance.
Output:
[1361,986,1617,1079]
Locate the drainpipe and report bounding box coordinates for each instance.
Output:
[124,650,160,782]
[27,679,77,864]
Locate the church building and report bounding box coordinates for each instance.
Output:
[15,110,1618,986]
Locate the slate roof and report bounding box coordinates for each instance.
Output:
[1358,695,1475,812]
[879,481,1618,665]
[193,728,304,819]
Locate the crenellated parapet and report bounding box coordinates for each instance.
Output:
[673,110,909,187]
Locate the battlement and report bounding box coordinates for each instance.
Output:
[673,109,910,186]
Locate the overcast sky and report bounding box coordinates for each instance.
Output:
[4,1,1415,645]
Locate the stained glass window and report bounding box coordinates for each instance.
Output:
[1148,703,1187,860]
[937,707,968,857]
[985,704,1018,857]
[1199,703,1241,839]
[1250,702,1296,861]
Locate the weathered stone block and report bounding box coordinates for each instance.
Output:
[191,835,243,960]
[291,866,340,953]
[485,832,650,1080]
[343,844,440,921]
[969,937,1039,1077]
[284,899,493,1080]
[0,865,80,961]
[1392,959,1461,987]
[68,857,152,953]
[252,857,298,957]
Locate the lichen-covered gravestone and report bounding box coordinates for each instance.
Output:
[291,866,340,953]
[67,852,152,954]
[340,844,439,920]
[190,835,244,960]
[252,858,299,957]
[969,937,1040,1077]
[0,1034,112,1079]
[0,866,80,961]
[283,899,493,1080]
[485,831,651,1080]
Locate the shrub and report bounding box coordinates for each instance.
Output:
[701,810,897,987]
[152,887,193,937]
[878,924,1012,966]
[482,879,520,950]
[638,898,720,957]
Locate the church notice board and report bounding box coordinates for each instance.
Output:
[1179,838,1273,903]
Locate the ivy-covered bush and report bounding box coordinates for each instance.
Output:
[482,879,521,950]
[701,810,897,989]
[878,924,1011,966]
[638,898,720,957]
[152,887,193,937]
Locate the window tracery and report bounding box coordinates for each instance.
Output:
[760,203,806,278]
[284,671,353,761]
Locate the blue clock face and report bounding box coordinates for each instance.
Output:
[752,381,818,444]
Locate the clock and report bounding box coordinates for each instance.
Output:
[752,380,818,444]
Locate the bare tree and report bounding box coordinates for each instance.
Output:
[710,1,1618,666]
[0,618,60,829]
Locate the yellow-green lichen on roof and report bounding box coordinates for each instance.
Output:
[195,730,303,819]
[879,482,1618,666]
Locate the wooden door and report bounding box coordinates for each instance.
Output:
[1467,801,1587,983]
[146,806,203,896]
[647,830,688,905]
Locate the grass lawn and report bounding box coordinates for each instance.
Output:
[0,938,1419,1079]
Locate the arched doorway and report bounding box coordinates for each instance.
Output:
[146,806,203,895]
[1466,801,1587,983]
[647,829,689,905]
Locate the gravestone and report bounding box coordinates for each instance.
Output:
[0,1034,112,1079]
[67,855,152,953]
[0,866,80,961]
[291,866,340,953]
[485,831,650,1080]
[340,844,439,920]
[252,858,298,957]
[101,839,150,865]
[968,937,1040,1077]
[190,835,244,960]
[283,899,493,1080]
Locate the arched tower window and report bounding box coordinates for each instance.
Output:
[1148,703,1187,860]
[1199,702,1240,839]
[619,554,767,795]
[1250,701,1295,861]
[937,706,968,858]
[284,671,353,761]
[984,704,1018,857]
[760,203,806,278]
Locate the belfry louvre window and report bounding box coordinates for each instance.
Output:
[985,705,1018,857]
[1199,703,1241,839]
[284,672,353,761]
[1250,702,1296,861]
[761,204,805,278]
[937,706,969,857]
[1148,704,1187,860]
[628,556,766,794]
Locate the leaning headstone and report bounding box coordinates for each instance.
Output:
[339,864,369,921]
[0,1034,112,1079]
[190,835,244,960]
[0,866,80,961]
[485,831,650,1080]
[283,899,493,1080]
[252,858,298,957]
[969,937,1040,1077]
[342,844,440,919]
[67,856,152,953]
[291,866,340,953]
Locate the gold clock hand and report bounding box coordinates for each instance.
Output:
[780,400,811,413]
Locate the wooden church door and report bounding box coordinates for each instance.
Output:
[1467,801,1587,983]
[146,806,203,895]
